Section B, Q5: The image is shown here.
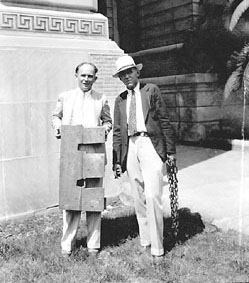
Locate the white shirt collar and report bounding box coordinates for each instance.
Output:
[77,87,92,96]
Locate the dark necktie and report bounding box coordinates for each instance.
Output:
[128,90,137,136]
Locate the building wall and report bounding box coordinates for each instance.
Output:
[106,0,202,79]
[110,0,226,143]
[141,73,221,142]
[138,0,200,50]
[116,0,139,53]
[0,0,124,220]
[98,0,246,144]
[114,0,200,53]
[1,0,98,11]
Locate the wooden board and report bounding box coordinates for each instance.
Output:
[82,152,105,178]
[82,187,105,211]
[82,127,105,144]
[59,125,105,211]
[59,125,83,210]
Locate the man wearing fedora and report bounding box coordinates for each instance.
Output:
[112,55,176,263]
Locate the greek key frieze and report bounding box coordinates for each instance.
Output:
[18,15,34,30]
[1,13,17,29]
[34,16,49,31]
[0,12,106,36]
[79,21,91,34]
[50,18,63,32]
[92,22,104,34]
[64,19,78,33]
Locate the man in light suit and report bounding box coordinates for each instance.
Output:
[52,62,112,257]
[112,55,176,264]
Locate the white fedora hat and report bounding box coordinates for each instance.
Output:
[113,55,143,78]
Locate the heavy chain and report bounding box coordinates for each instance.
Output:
[166,158,179,239]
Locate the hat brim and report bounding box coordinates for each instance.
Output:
[113,63,143,78]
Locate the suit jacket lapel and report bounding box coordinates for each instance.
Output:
[140,85,150,122]
[120,90,128,127]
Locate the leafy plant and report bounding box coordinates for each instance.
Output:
[224,43,249,98]
[177,1,244,84]
[224,0,249,98]
[224,0,249,34]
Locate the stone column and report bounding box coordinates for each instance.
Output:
[0,0,124,220]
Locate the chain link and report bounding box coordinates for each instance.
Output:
[166,158,179,239]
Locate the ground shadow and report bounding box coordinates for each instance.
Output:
[163,207,205,251]
[176,142,230,171]
[101,212,139,247]
[75,207,205,252]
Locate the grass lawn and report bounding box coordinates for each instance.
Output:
[1,198,249,283]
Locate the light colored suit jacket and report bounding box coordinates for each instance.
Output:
[52,87,112,165]
[52,87,112,130]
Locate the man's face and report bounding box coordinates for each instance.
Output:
[75,64,97,92]
[119,67,139,90]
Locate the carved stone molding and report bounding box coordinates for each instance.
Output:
[0,11,106,36]
[1,0,98,12]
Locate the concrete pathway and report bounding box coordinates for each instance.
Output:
[178,143,249,235]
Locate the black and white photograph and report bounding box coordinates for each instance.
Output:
[0,0,249,282]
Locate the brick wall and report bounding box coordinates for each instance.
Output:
[90,53,125,100]
[112,0,202,81]
[115,0,200,53]
[138,0,200,50]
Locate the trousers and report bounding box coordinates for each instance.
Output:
[61,210,101,253]
[127,136,164,256]
[61,172,104,253]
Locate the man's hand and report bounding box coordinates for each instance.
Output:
[166,154,176,174]
[167,154,176,161]
[103,123,112,141]
[113,164,122,179]
[55,129,61,139]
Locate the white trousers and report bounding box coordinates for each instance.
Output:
[127,136,164,256]
[61,210,101,253]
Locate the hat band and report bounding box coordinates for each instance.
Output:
[117,64,136,73]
